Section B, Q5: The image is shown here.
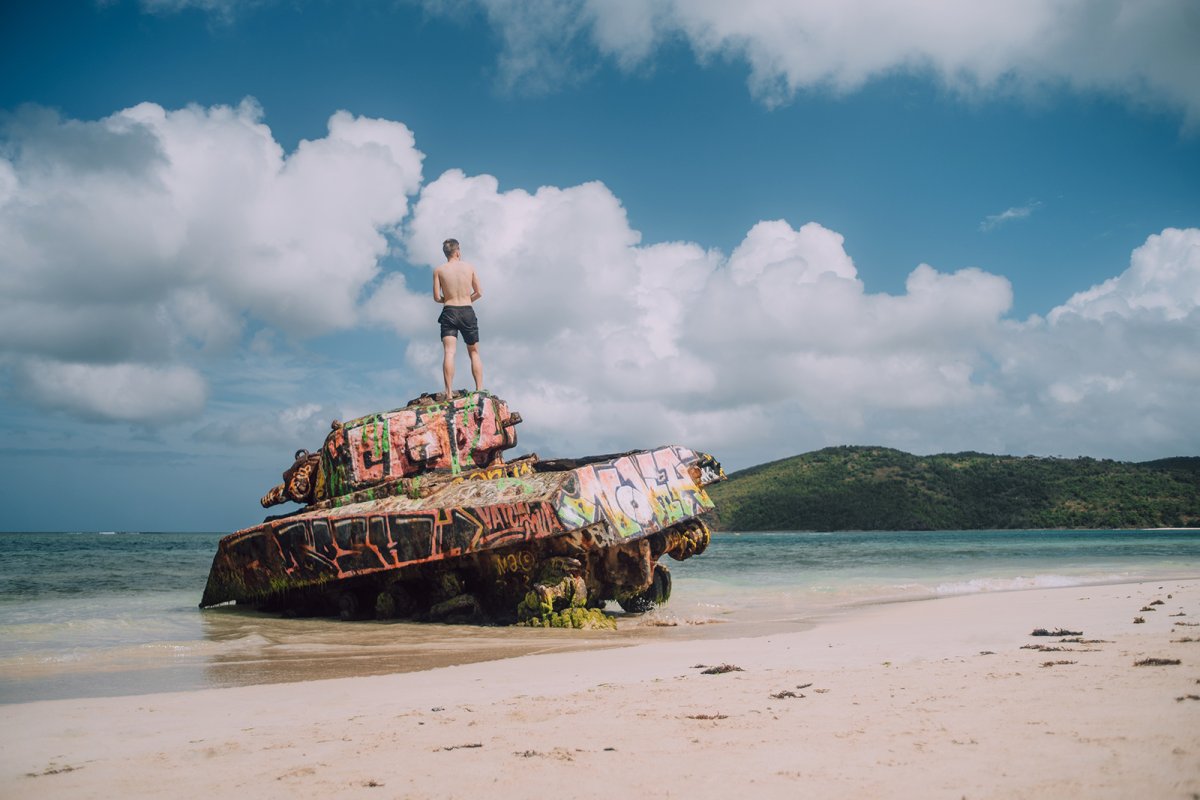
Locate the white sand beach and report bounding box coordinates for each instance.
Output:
[3,579,1198,799]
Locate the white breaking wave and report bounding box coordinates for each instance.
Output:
[932,573,1141,596]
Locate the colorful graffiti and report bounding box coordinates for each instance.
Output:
[553,446,716,538]
[201,498,566,605]
[317,391,521,502]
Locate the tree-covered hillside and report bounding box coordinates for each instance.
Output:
[707,447,1200,531]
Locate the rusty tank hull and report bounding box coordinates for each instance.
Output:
[201,391,723,626]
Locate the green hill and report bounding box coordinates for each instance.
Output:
[707,446,1200,531]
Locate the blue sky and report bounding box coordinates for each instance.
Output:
[1,0,1198,531]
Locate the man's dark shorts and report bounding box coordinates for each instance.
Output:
[438,305,480,345]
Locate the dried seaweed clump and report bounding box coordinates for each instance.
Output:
[701,664,744,675]
[1031,628,1082,637]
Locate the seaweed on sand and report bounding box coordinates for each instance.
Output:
[700,664,744,675]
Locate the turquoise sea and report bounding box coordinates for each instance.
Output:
[1,529,1198,704]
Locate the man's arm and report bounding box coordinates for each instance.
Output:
[432,269,445,303]
[470,269,482,302]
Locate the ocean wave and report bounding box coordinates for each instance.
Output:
[930,573,1130,596]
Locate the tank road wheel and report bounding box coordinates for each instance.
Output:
[338,591,364,621]
[375,583,417,620]
[617,563,672,614]
[428,593,482,623]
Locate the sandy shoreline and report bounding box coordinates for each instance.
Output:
[3,579,1198,798]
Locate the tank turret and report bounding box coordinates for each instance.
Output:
[261,390,522,509]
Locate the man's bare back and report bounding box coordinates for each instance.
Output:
[433,258,480,306]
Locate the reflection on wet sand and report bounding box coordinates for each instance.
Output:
[198,605,635,690]
[195,591,825,692]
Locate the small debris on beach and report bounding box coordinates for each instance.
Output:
[686,713,729,719]
[1060,637,1111,644]
[25,765,80,778]
[700,664,744,674]
[770,690,803,699]
[1040,660,1076,667]
[514,749,575,761]
[1031,628,1082,637]
[438,743,482,751]
[1133,658,1181,666]
[362,780,384,788]
[1139,606,1157,612]
[1169,612,1187,617]
[1175,622,1200,627]
[1175,695,1200,702]
[1149,599,1165,605]
[1133,617,1146,624]
[1023,644,1070,651]
[1171,637,1198,643]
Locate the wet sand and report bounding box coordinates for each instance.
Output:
[3,579,1199,798]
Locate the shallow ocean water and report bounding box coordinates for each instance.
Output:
[1,529,1197,703]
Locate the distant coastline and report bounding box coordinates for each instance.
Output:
[708,446,1200,532]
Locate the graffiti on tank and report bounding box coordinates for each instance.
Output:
[450,397,513,468]
[348,420,390,483]
[199,387,724,611]
[212,499,569,595]
[315,393,520,500]
[492,550,536,575]
[554,446,715,537]
[471,502,560,546]
[450,460,534,485]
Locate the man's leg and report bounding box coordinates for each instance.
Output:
[442,335,457,399]
[467,343,483,391]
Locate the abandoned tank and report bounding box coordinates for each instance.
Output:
[200,390,724,627]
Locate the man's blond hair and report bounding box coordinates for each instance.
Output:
[442,238,460,259]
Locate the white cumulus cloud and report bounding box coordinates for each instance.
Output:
[422,0,1200,124]
[16,361,208,423]
[374,161,1197,464]
[0,100,424,424]
[1049,227,1200,322]
[4,100,1196,464]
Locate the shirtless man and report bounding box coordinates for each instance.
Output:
[432,238,483,400]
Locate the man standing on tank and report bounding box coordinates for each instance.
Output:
[432,238,483,401]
